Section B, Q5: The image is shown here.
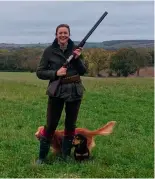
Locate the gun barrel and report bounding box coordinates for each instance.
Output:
[77,11,108,48]
[64,11,108,66]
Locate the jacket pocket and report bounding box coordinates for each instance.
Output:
[75,83,85,96]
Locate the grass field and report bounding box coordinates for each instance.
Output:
[0,72,154,178]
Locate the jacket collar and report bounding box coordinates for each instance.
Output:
[50,38,75,60]
[51,38,75,52]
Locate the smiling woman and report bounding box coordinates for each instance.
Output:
[35,23,87,164]
[56,24,70,46]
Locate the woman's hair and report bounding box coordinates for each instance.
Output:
[55,24,70,35]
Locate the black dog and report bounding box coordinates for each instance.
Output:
[72,134,90,161]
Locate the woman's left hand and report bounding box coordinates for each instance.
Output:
[73,47,83,59]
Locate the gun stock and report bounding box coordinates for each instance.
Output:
[47,11,108,96]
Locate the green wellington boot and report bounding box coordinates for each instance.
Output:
[35,135,51,165]
[61,136,74,161]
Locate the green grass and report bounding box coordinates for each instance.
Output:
[0,72,154,178]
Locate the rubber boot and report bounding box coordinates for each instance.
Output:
[62,136,74,161]
[35,135,51,165]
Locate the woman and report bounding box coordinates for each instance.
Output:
[35,24,87,164]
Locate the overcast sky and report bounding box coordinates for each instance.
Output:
[0,1,154,43]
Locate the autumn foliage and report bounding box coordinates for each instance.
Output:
[0,47,153,77]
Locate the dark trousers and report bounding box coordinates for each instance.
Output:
[44,97,81,138]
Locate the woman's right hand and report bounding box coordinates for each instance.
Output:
[56,66,67,76]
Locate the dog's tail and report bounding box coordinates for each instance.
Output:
[76,121,116,137]
[91,121,116,136]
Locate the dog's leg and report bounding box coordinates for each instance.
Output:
[87,138,96,152]
[52,148,61,155]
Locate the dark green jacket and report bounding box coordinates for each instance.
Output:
[36,38,87,102]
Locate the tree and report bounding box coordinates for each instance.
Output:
[147,48,154,66]
[134,48,152,76]
[110,48,137,77]
[83,48,109,77]
[104,51,117,77]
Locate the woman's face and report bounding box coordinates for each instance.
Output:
[56,27,70,45]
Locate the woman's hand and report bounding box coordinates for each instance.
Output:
[73,47,83,59]
[56,67,67,76]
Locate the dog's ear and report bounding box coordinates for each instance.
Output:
[80,139,84,144]
[81,136,87,145]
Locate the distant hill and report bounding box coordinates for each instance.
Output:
[101,40,154,49]
[0,40,154,50]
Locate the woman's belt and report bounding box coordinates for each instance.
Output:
[60,75,81,84]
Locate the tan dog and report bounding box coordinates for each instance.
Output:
[35,121,116,155]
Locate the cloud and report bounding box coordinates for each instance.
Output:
[0,1,154,43]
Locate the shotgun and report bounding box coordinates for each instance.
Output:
[47,11,108,96]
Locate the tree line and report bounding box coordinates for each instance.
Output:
[0,47,154,77]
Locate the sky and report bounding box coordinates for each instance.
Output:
[0,1,154,43]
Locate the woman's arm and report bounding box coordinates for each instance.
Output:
[36,48,58,80]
